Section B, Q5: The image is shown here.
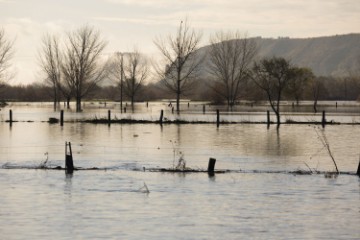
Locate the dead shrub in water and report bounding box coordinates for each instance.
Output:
[39,152,49,168]
[313,127,339,174]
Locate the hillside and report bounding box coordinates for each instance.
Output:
[198,33,360,77]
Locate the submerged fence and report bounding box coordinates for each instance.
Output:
[3,108,359,126]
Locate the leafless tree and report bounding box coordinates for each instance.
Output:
[154,19,202,113]
[208,31,257,107]
[62,25,107,112]
[287,67,314,105]
[347,55,360,100]
[123,49,148,108]
[38,33,62,110]
[0,28,14,90]
[251,57,294,125]
[106,52,126,111]
[311,76,325,113]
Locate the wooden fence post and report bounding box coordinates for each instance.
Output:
[60,110,64,126]
[159,110,164,124]
[216,109,220,127]
[357,159,360,177]
[65,142,74,174]
[203,105,206,114]
[108,110,111,125]
[208,158,216,175]
[322,111,326,127]
[267,110,270,125]
[9,109,12,125]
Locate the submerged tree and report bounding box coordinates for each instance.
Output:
[287,67,314,105]
[311,76,325,113]
[38,33,62,110]
[123,49,148,108]
[62,25,107,112]
[251,57,294,125]
[0,28,14,90]
[208,31,257,107]
[106,52,126,111]
[154,19,202,113]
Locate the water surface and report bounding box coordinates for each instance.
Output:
[0,103,359,239]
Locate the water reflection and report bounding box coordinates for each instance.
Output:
[64,172,73,197]
[208,172,216,180]
[1,113,360,173]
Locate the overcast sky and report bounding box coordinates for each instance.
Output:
[1,0,359,85]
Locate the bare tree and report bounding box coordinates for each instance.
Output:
[287,67,314,105]
[311,76,325,113]
[106,52,126,111]
[154,19,202,113]
[123,49,148,108]
[62,25,107,112]
[0,28,14,89]
[38,33,62,110]
[208,31,257,107]
[347,55,360,100]
[251,57,294,125]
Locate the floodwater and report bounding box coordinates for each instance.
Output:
[0,102,359,239]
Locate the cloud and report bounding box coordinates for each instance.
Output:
[2,18,73,85]
[103,0,204,8]
[2,0,359,85]
[94,17,169,26]
[97,0,360,36]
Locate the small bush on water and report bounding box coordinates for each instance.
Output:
[39,152,49,168]
[138,182,150,194]
[48,118,59,124]
[175,152,186,170]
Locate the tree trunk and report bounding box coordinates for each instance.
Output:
[276,111,281,125]
[53,98,57,111]
[53,86,58,111]
[176,92,180,114]
[313,99,318,113]
[66,97,70,109]
[131,96,135,112]
[76,96,82,112]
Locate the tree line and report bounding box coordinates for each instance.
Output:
[1,22,360,124]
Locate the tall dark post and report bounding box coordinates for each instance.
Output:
[203,105,206,114]
[267,110,270,125]
[356,159,360,177]
[65,142,74,174]
[322,111,326,128]
[124,107,126,113]
[146,102,149,108]
[9,109,12,125]
[60,110,64,126]
[108,110,111,125]
[159,110,164,124]
[216,109,220,127]
[208,158,216,174]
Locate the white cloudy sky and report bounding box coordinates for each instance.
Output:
[1,0,359,84]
